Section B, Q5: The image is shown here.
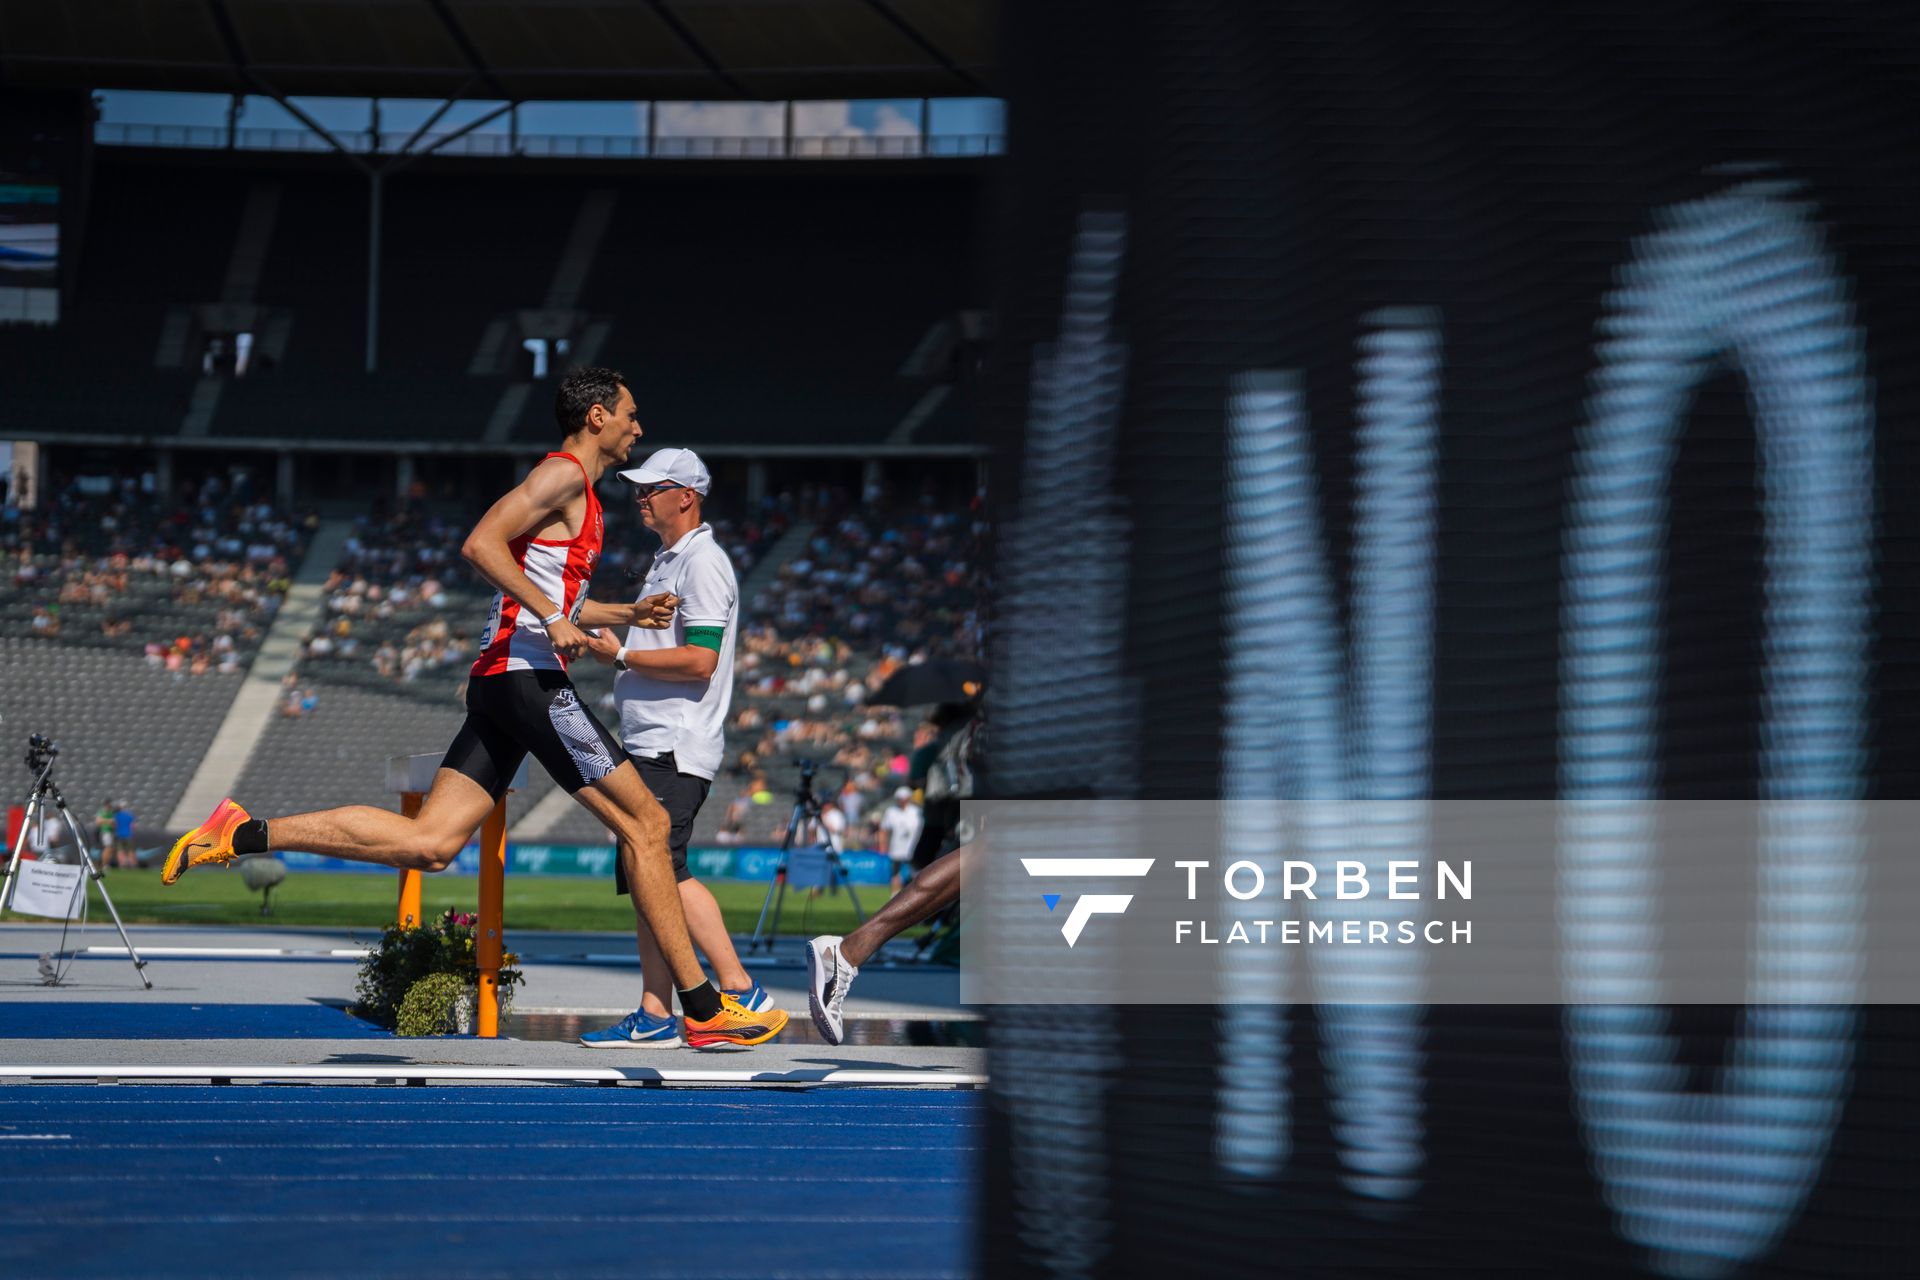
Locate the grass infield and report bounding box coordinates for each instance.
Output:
[41,867,876,934]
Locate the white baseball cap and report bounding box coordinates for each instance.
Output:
[895,787,913,801]
[618,447,711,496]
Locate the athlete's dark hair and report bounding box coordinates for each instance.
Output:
[554,366,628,437]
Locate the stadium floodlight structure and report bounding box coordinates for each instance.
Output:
[192,3,517,374]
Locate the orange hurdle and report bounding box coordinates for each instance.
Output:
[388,753,526,1038]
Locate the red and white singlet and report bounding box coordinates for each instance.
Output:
[470,452,605,676]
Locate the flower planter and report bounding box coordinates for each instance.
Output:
[453,983,514,1036]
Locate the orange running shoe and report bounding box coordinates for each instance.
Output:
[162,798,253,885]
[683,992,789,1049]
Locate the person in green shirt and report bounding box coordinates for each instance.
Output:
[94,802,116,870]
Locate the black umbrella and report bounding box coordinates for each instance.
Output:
[867,658,985,708]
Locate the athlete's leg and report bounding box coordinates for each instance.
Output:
[622,757,754,1017]
[805,843,967,1044]
[255,697,520,870]
[635,879,752,1018]
[681,879,752,989]
[571,763,708,992]
[841,842,967,968]
[164,709,519,884]
[516,674,782,1042]
[262,767,497,870]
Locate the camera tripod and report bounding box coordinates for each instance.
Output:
[0,742,152,988]
[746,762,868,955]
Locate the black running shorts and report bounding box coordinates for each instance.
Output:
[615,750,712,893]
[442,670,625,800]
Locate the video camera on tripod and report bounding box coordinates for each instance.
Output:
[1,731,152,988]
[24,731,58,773]
[745,756,869,953]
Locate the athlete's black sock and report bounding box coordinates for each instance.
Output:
[678,980,721,1021]
[232,820,271,855]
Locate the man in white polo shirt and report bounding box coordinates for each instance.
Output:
[578,447,780,1047]
[877,786,923,895]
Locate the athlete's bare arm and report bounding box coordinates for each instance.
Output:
[582,627,718,681]
[461,458,592,659]
[576,593,679,630]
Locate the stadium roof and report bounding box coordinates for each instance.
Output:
[0,0,994,102]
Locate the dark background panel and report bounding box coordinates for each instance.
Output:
[985,2,1920,1275]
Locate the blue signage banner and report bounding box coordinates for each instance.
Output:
[273,845,893,883]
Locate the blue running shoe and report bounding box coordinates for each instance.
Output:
[579,1008,682,1049]
[722,982,777,1014]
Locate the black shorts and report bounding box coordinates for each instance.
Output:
[442,670,625,801]
[614,751,713,893]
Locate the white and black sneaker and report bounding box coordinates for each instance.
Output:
[805,934,859,1046]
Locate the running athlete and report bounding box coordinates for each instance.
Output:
[164,367,786,1047]
[806,843,967,1045]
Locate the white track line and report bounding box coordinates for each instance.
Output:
[78,946,370,959]
[516,1006,983,1022]
[0,1064,983,1088]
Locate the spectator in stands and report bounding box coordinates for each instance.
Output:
[1,475,311,669]
[808,801,848,854]
[25,811,53,859]
[837,778,866,828]
[114,801,137,869]
[877,786,924,895]
[299,504,482,689]
[719,791,754,842]
[95,800,116,870]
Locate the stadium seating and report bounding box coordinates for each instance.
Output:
[296,506,492,701]
[0,482,312,670]
[3,153,980,450]
[0,472,978,841]
[239,487,975,845]
[0,638,241,843]
[229,677,472,818]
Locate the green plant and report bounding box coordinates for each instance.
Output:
[352,908,524,1031]
[394,972,465,1036]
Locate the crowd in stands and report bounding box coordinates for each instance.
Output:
[755,488,986,661]
[699,484,988,844]
[3,467,989,845]
[1,471,312,673]
[298,485,799,689]
[587,485,797,601]
[300,504,479,684]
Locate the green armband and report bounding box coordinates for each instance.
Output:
[685,626,725,654]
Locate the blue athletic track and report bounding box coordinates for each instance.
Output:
[0,1086,979,1279]
[0,1003,386,1040]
